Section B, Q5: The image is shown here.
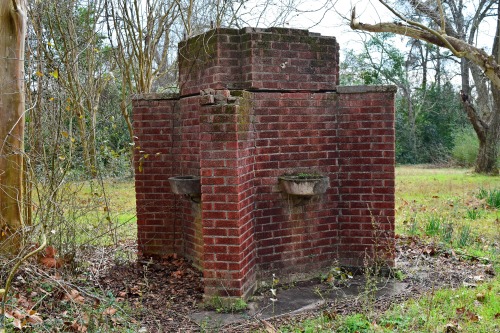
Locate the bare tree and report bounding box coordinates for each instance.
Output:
[29,0,112,178]
[351,0,500,174]
[0,0,28,254]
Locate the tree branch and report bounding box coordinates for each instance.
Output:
[436,0,445,34]
[350,10,500,91]
[377,1,464,57]
[408,0,458,37]
[461,97,488,141]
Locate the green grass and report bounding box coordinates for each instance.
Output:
[255,281,500,333]
[75,178,137,245]
[377,281,500,332]
[30,177,137,249]
[396,166,500,246]
[477,187,500,209]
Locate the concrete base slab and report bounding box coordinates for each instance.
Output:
[190,277,409,329]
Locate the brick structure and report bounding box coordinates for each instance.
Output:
[133,27,396,299]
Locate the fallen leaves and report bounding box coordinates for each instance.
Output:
[455,306,479,322]
[4,309,43,330]
[63,320,88,332]
[63,289,86,304]
[38,245,65,269]
[99,255,203,331]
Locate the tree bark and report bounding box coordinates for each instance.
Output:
[475,88,500,174]
[0,0,27,254]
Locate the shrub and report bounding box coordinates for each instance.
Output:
[451,127,478,167]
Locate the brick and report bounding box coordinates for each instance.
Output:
[134,27,396,299]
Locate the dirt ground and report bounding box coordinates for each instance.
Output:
[3,236,496,332]
[100,235,495,332]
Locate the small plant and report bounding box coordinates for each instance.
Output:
[425,215,441,236]
[477,187,488,200]
[294,172,323,179]
[408,218,420,236]
[393,269,406,281]
[477,187,500,208]
[205,296,247,313]
[457,225,472,247]
[465,207,482,220]
[322,266,353,286]
[338,314,370,333]
[440,223,454,243]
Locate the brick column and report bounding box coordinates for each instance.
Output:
[199,91,256,298]
[336,86,397,268]
[133,94,181,257]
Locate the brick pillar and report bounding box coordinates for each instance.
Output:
[336,86,397,268]
[133,94,181,257]
[199,91,256,298]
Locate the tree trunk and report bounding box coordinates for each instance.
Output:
[0,0,27,254]
[476,89,500,174]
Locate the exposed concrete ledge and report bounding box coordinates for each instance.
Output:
[336,85,397,94]
[132,92,180,101]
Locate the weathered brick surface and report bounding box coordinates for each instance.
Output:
[133,28,395,298]
[199,92,257,297]
[251,92,339,279]
[133,96,204,269]
[179,27,339,96]
[336,87,396,267]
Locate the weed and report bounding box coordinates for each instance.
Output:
[477,187,500,208]
[425,215,441,236]
[392,269,406,281]
[407,217,420,236]
[457,225,473,247]
[293,172,323,179]
[477,187,488,200]
[465,207,482,220]
[313,286,325,302]
[322,266,353,286]
[377,316,410,330]
[205,296,247,313]
[440,222,454,243]
[338,314,370,333]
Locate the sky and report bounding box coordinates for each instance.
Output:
[240,0,394,54]
[240,0,497,56]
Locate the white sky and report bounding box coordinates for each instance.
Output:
[241,0,497,55]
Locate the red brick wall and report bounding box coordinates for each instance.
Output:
[133,96,179,256]
[336,86,396,267]
[179,27,339,96]
[252,92,339,280]
[133,28,396,298]
[199,91,257,297]
[133,94,204,269]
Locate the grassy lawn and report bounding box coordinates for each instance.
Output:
[396,166,500,255]
[274,279,500,332]
[39,177,137,248]
[80,178,137,244]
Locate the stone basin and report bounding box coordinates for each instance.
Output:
[279,175,329,196]
[168,176,201,195]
